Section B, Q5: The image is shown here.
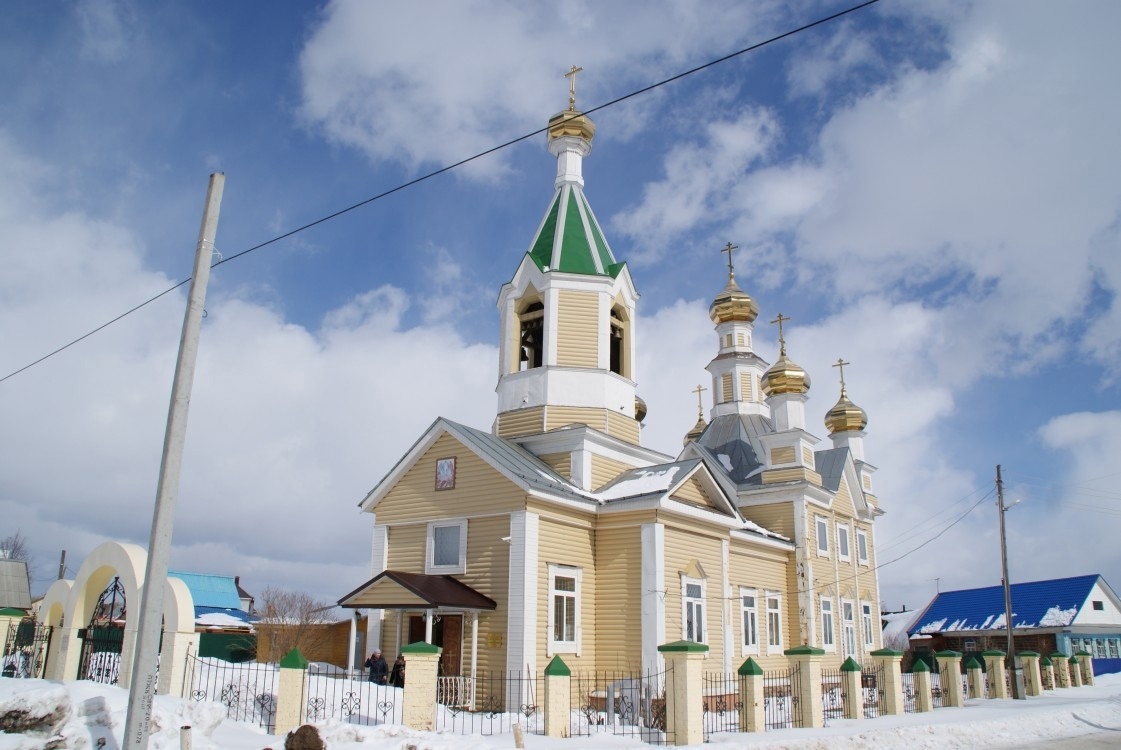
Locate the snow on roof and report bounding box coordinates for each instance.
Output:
[596,464,683,500]
[196,611,253,630]
[908,574,1106,635]
[881,608,924,651]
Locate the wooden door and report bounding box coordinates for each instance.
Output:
[440,615,463,677]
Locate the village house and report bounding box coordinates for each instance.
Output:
[338,89,885,680]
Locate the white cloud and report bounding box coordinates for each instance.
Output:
[785,20,879,98]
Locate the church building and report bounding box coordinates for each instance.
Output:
[338,83,884,679]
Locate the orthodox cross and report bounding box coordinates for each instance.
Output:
[565,65,583,111]
[692,384,707,418]
[721,242,738,281]
[832,357,850,395]
[770,313,790,356]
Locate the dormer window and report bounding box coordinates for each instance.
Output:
[519,301,544,371]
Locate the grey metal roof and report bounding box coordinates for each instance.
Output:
[443,419,592,502]
[595,459,703,500]
[814,447,849,492]
[695,413,773,486]
[0,559,31,610]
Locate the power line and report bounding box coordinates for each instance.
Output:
[1,0,881,385]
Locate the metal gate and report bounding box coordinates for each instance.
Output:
[2,618,53,679]
[764,663,802,730]
[862,662,886,718]
[77,576,126,684]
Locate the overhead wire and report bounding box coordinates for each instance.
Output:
[0,0,882,385]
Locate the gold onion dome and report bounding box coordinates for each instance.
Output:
[762,353,811,396]
[708,277,759,325]
[684,415,707,446]
[548,109,595,144]
[825,390,868,434]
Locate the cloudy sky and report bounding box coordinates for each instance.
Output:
[2,0,1118,616]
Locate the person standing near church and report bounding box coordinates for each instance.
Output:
[389,653,405,688]
[364,649,388,684]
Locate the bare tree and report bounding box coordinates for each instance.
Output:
[0,531,32,569]
[253,586,335,664]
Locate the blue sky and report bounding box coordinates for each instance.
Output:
[2,0,1119,614]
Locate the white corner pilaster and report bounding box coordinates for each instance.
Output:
[508,511,540,675]
[641,522,666,671]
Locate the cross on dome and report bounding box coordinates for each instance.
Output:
[565,65,583,111]
[691,383,707,418]
[832,357,851,396]
[720,242,738,282]
[771,313,790,356]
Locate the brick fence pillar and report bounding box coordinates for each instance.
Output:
[1051,652,1070,688]
[912,660,934,713]
[274,648,308,737]
[870,649,904,716]
[543,655,570,738]
[737,657,765,733]
[841,657,863,720]
[401,641,441,731]
[935,651,964,707]
[1068,655,1083,687]
[964,656,984,698]
[983,650,1008,699]
[1075,651,1094,686]
[658,640,708,746]
[1018,652,1041,696]
[784,646,825,729]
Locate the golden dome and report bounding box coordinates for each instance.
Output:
[635,395,648,424]
[548,109,595,144]
[825,391,868,434]
[684,414,707,446]
[708,277,759,325]
[762,354,811,396]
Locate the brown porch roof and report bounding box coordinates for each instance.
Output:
[337,570,497,611]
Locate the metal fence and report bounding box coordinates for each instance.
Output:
[701,671,742,737]
[306,671,403,727]
[571,666,672,744]
[2,619,52,680]
[931,667,945,708]
[763,665,801,730]
[861,662,886,718]
[185,654,278,733]
[434,670,542,736]
[901,671,917,713]
[821,667,845,721]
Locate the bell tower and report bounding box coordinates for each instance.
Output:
[494,69,641,444]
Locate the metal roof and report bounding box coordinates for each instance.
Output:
[694,413,772,486]
[338,570,498,611]
[168,570,244,610]
[0,559,31,610]
[908,574,1108,635]
[814,447,848,492]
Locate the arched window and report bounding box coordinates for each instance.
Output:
[609,306,627,376]
[519,301,544,371]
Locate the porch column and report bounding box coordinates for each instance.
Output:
[470,611,479,683]
[425,609,433,643]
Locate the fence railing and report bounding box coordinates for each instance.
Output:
[701,671,742,737]
[2,619,52,680]
[185,654,278,733]
[862,662,886,718]
[821,667,845,721]
[435,670,541,736]
[763,665,801,730]
[306,673,403,727]
[571,666,672,745]
[901,671,917,713]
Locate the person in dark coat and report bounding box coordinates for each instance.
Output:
[364,649,388,684]
[389,654,405,688]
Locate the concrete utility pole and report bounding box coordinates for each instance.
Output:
[123,173,225,749]
[997,464,1025,699]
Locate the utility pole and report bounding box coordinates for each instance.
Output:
[57,550,66,580]
[997,464,1025,699]
[123,173,224,748]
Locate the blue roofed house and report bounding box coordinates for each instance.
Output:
[168,570,256,662]
[907,574,1121,676]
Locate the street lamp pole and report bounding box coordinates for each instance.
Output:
[997,464,1025,699]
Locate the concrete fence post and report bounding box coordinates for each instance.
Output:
[1040,654,1055,690]
[401,641,441,731]
[737,658,765,732]
[784,645,825,729]
[982,650,1008,699]
[841,657,863,720]
[935,651,964,707]
[1075,651,1094,686]
[1068,656,1083,687]
[274,648,308,737]
[1018,652,1042,696]
[1051,652,1070,688]
[870,649,904,716]
[657,640,708,746]
[543,656,570,738]
[964,656,984,699]
[912,660,934,713]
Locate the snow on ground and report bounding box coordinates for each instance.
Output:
[1,674,1120,749]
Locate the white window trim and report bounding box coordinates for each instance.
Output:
[856,529,869,566]
[821,596,836,651]
[841,599,857,657]
[815,516,829,557]
[425,519,467,574]
[546,564,582,657]
[837,522,851,562]
[740,587,759,656]
[682,574,707,644]
[766,592,783,654]
[861,601,875,648]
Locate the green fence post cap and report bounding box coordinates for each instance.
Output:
[783,645,825,656]
[279,648,308,669]
[402,641,441,655]
[869,648,903,657]
[964,656,981,670]
[738,657,763,676]
[912,659,930,673]
[658,640,710,653]
[841,657,861,672]
[544,655,571,676]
